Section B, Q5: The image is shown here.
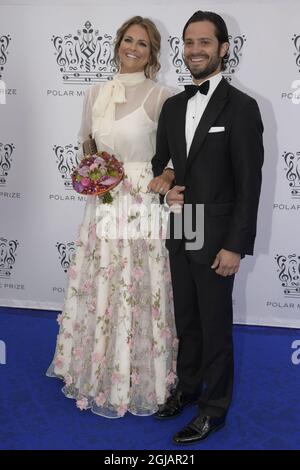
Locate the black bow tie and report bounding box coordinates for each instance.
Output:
[184,81,210,99]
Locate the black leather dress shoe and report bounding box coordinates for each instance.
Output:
[154,389,193,420]
[173,414,225,444]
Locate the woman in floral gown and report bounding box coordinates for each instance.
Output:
[47,16,177,418]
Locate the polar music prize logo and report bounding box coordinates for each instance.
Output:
[49,143,86,202]
[273,150,300,213]
[53,143,80,190]
[281,33,300,102]
[0,237,19,280]
[56,242,75,273]
[282,151,300,199]
[0,33,11,80]
[275,254,300,298]
[0,142,15,191]
[52,20,116,85]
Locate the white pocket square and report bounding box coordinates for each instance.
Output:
[208,126,225,133]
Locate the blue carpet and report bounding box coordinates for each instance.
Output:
[0,306,299,450]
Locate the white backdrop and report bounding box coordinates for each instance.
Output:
[0,0,300,327]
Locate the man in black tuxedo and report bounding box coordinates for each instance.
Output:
[151,11,264,444]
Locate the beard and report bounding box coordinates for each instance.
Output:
[185,53,222,80]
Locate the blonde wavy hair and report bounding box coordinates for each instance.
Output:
[112,16,161,79]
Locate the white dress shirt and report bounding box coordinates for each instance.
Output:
[164,72,223,204]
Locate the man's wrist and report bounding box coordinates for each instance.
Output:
[164,190,171,207]
[163,168,175,184]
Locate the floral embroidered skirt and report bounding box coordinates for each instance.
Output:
[47,162,178,418]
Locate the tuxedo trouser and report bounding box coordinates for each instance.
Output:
[169,245,235,418]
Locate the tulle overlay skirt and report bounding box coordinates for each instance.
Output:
[47,162,178,418]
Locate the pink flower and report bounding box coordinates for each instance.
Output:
[151,347,161,359]
[105,305,113,317]
[117,403,127,417]
[68,267,78,280]
[95,156,105,165]
[122,179,133,194]
[131,371,140,385]
[134,194,143,204]
[117,239,124,249]
[78,166,90,177]
[160,328,172,339]
[166,371,177,385]
[152,307,159,319]
[76,397,88,410]
[81,177,90,188]
[132,266,143,281]
[82,280,93,293]
[54,356,64,369]
[88,300,97,312]
[73,181,84,193]
[132,306,140,319]
[104,265,114,279]
[119,257,128,269]
[95,392,106,407]
[74,347,84,360]
[64,373,73,386]
[128,283,135,295]
[89,162,98,171]
[147,391,156,402]
[111,372,122,384]
[56,313,63,325]
[89,224,97,241]
[91,351,104,364]
[108,266,115,279]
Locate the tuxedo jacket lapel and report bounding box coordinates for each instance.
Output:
[186,78,230,170]
[172,94,188,183]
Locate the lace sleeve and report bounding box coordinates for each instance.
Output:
[143,84,174,124]
[77,89,92,159]
[77,84,102,158]
[154,85,174,122]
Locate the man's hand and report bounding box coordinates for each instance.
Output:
[211,249,241,277]
[166,185,185,212]
[147,169,175,195]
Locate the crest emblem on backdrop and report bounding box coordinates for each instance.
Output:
[53,144,80,190]
[56,242,75,273]
[282,151,300,199]
[0,143,15,187]
[52,21,117,84]
[168,34,246,85]
[0,34,11,80]
[293,33,300,71]
[275,254,300,298]
[0,238,19,279]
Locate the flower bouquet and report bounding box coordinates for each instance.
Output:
[71,152,124,203]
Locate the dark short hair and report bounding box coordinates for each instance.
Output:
[182,11,229,71]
